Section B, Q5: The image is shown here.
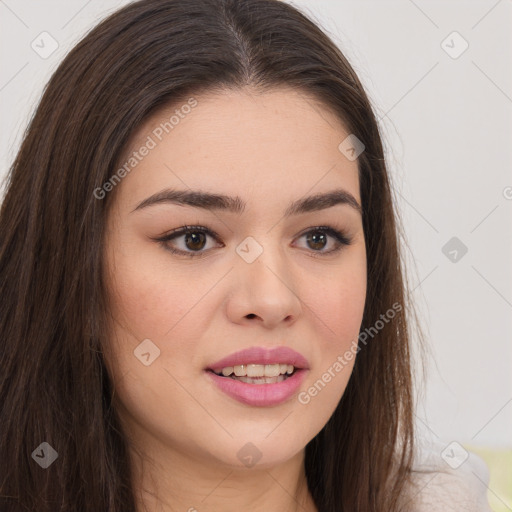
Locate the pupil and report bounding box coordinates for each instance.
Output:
[307,232,326,250]
[185,232,206,251]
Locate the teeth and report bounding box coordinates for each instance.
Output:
[221,367,234,377]
[235,375,287,384]
[234,365,246,377]
[247,364,264,377]
[213,364,295,377]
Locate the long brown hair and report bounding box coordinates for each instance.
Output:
[0,0,423,510]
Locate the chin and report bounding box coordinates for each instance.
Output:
[201,434,307,471]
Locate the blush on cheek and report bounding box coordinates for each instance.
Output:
[310,280,366,344]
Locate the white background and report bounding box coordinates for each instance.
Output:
[1,0,511,447]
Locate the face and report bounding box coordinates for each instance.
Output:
[103,87,367,471]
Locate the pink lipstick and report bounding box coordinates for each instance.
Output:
[204,346,309,407]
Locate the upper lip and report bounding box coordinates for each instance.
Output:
[205,346,310,371]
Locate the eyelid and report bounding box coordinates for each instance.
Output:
[294,225,353,258]
[154,224,352,258]
[152,224,223,258]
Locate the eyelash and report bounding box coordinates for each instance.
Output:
[153,224,353,259]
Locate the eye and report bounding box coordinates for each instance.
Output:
[153,225,222,258]
[294,226,353,257]
[153,224,353,258]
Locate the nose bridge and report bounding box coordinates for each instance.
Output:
[230,232,302,324]
[235,233,287,283]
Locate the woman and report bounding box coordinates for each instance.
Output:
[0,0,491,510]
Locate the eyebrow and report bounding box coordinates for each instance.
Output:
[131,187,362,217]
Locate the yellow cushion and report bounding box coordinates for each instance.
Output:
[464,444,512,512]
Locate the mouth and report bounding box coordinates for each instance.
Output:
[203,346,309,406]
[207,363,299,384]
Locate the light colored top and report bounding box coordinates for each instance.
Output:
[407,438,492,511]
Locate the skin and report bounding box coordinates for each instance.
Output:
[103,86,367,512]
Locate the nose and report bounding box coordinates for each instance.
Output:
[225,241,303,329]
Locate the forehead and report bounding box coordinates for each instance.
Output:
[114,87,361,212]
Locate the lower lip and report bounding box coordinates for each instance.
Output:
[204,369,308,407]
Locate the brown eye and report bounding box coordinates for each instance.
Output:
[183,231,207,251]
[154,225,223,258]
[154,224,352,259]
[295,226,352,256]
[305,231,328,251]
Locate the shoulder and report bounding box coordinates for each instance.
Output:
[402,439,492,512]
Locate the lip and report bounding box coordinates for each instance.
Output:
[205,346,310,372]
[204,368,309,407]
[204,346,310,407]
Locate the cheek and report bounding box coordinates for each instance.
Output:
[307,250,367,351]
[103,256,210,449]
[102,237,203,408]
[106,241,203,341]
[297,250,366,417]
[313,278,366,344]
